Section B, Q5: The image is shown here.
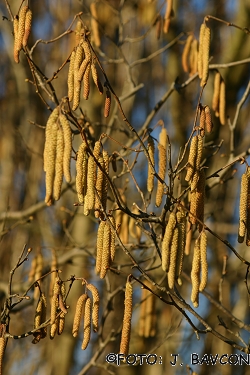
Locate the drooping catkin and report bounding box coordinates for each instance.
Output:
[100,221,111,279]
[72,44,84,110]
[104,89,111,118]
[147,136,155,193]
[198,23,206,80]
[191,239,201,308]
[95,156,104,217]
[189,39,198,76]
[120,281,133,355]
[101,150,109,211]
[238,171,249,243]
[90,2,101,47]
[16,6,28,52]
[199,231,208,291]
[50,277,61,325]
[58,312,66,335]
[182,34,193,73]
[0,337,6,375]
[161,212,176,272]
[185,135,198,182]
[185,222,192,255]
[34,293,47,330]
[53,126,64,201]
[163,0,173,34]
[219,79,226,125]
[167,227,179,289]
[200,25,210,86]
[195,135,203,171]
[204,105,213,133]
[212,72,221,116]
[78,41,91,82]
[87,284,100,332]
[199,106,206,137]
[156,128,168,207]
[246,169,250,246]
[91,63,103,94]
[83,62,91,100]
[34,252,43,300]
[44,107,59,206]
[189,169,205,229]
[76,141,88,204]
[22,8,32,47]
[84,155,96,211]
[81,297,91,350]
[96,220,105,274]
[72,294,88,337]
[75,20,83,46]
[176,208,186,281]
[13,17,20,63]
[59,114,72,183]
[68,49,76,102]
[109,216,116,261]
[50,320,58,339]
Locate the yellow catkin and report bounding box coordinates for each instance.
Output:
[156,128,168,207]
[87,284,100,332]
[197,23,205,79]
[72,44,84,110]
[76,141,88,204]
[13,17,20,63]
[58,312,66,335]
[200,25,210,86]
[95,156,104,217]
[72,294,88,337]
[182,35,193,73]
[50,294,58,326]
[109,216,116,262]
[34,293,47,330]
[22,8,32,47]
[91,63,103,94]
[90,2,101,47]
[34,252,43,300]
[120,281,133,355]
[96,220,106,274]
[167,227,179,289]
[212,72,221,115]
[185,135,198,182]
[238,172,249,243]
[44,108,59,206]
[204,105,213,133]
[189,39,198,76]
[81,297,91,350]
[147,136,155,193]
[0,337,6,374]
[53,126,64,201]
[68,49,76,102]
[83,62,91,100]
[50,320,58,339]
[163,0,173,33]
[189,169,205,228]
[185,222,192,255]
[85,155,96,211]
[75,20,83,46]
[101,150,109,212]
[104,89,111,118]
[199,231,208,291]
[191,239,201,308]
[176,208,186,281]
[16,6,28,52]
[78,40,92,82]
[195,135,203,171]
[219,79,226,125]
[100,221,111,279]
[246,169,250,246]
[161,212,176,272]
[199,106,206,137]
[59,114,72,183]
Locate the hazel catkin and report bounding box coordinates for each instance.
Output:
[119,281,133,356]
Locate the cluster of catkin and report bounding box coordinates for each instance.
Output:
[138,282,156,338]
[72,284,100,350]
[190,231,208,308]
[212,71,226,125]
[147,128,168,206]
[43,107,72,206]
[95,216,116,278]
[50,277,68,339]
[120,280,133,356]
[185,134,205,231]
[67,21,103,111]
[238,167,250,245]
[13,5,32,63]
[198,23,210,87]
[161,207,186,288]
[182,34,198,76]
[76,140,109,217]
